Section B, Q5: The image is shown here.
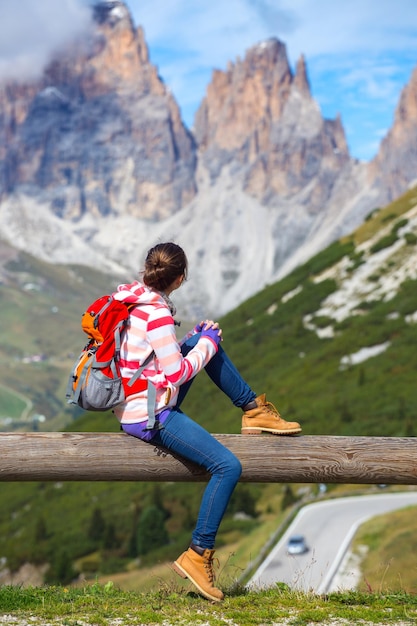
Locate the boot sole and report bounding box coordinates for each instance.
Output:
[241,427,302,435]
[171,560,224,603]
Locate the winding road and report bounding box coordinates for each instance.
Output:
[248,491,417,593]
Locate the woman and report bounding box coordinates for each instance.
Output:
[113,242,301,602]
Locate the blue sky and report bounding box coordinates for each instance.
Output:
[125,0,417,162]
[2,0,417,162]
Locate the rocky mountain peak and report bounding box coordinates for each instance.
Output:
[369,65,417,201]
[92,0,150,64]
[243,38,291,77]
[93,0,132,25]
[194,37,350,211]
[0,1,196,222]
[194,38,292,152]
[81,0,156,95]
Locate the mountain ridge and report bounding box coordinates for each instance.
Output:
[1,1,417,318]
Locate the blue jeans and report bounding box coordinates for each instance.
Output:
[123,334,256,549]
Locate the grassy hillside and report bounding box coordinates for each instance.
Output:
[0,245,126,430]
[182,186,417,438]
[350,504,417,593]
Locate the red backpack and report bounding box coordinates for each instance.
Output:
[66,295,157,426]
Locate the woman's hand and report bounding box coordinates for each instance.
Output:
[199,320,223,346]
[196,320,223,338]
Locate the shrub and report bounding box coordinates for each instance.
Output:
[391,218,408,234]
[305,240,355,276]
[365,207,380,221]
[370,233,398,254]
[405,232,417,245]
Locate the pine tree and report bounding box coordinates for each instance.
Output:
[281,485,297,511]
[103,522,118,549]
[88,506,106,542]
[34,515,48,541]
[137,505,169,556]
[45,550,76,585]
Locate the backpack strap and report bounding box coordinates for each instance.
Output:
[144,381,159,431]
[126,351,162,430]
[66,350,95,406]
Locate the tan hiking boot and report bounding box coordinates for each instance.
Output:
[241,394,302,435]
[172,546,224,602]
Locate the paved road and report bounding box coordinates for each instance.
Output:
[248,491,417,593]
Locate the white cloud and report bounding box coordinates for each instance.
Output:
[0,0,92,83]
[270,0,417,60]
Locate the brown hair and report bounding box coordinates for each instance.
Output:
[142,242,188,292]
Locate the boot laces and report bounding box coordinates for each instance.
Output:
[263,400,281,418]
[203,553,219,584]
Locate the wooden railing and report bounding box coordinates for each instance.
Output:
[1,433,416,484]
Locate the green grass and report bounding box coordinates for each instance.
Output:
[1,582,417,625]
[350,185,417,246]
[0,385,28,419]
[352,505,417,593]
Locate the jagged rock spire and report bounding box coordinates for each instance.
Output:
[194,37,350,210]
[369,65,417,200]
[294,54,311,96]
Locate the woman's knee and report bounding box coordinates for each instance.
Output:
[209,448,241,481]
[225,453,242,481]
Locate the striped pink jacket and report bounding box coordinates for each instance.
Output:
[112,280,217,424]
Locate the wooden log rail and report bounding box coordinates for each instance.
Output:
[1,433,417,484]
